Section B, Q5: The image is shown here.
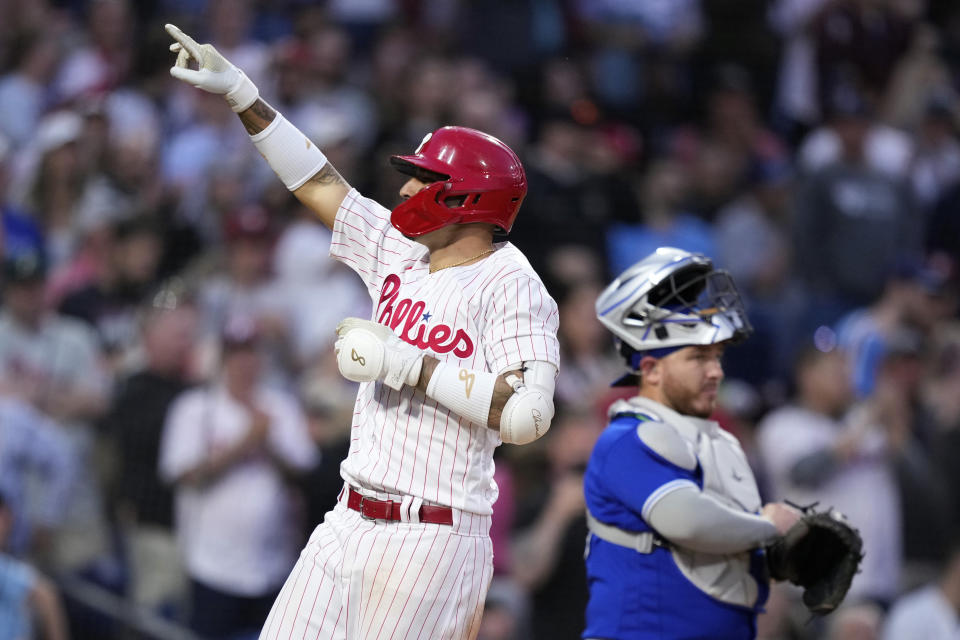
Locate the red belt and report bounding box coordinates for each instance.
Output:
[346,488,453,525]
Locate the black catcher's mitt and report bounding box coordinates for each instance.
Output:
[766,507,864,615]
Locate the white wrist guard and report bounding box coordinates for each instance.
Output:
[499,361,557,445]
[335,318,423,390]
[250,113,328,191]
[225,68,259,113]
[425,362,498,426]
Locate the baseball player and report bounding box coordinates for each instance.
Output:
[164,24,560,640]
[583,248,800,640]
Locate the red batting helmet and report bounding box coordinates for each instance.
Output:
[389,126,527,237]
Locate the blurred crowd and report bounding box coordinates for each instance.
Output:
[0,0,959,638]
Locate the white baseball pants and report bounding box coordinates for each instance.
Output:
[259,497,493,640]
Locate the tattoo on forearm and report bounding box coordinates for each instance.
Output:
[487,371,522,430]
[416,357,438,393]
[309,162,347,187]
[239,99,277,135]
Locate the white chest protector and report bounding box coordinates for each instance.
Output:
[609,396,765,609]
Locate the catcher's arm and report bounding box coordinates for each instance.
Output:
[165,24,349,229]
[646,487,795,554]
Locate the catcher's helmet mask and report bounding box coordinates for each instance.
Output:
[597,248,753,385]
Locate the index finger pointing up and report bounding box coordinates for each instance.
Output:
[165,24,203,64]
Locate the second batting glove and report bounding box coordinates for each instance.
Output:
[165,23,259,112]
[335,318,424,390]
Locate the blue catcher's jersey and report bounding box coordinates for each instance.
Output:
[582,410,768,640]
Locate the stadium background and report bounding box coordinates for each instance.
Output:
[0,0,959,638]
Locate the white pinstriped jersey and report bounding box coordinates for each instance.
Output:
[329,189,560,515]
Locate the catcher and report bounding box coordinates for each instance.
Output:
[583,248,863,640]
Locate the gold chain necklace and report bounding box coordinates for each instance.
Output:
[429,248,495,274]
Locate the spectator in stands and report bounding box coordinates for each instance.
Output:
[928,179,960,264]
[758,345,901,605]
[206,0,270,93]
[161,90,259,228]
[53,0,134,103]
[196,203,292,384]
[508,113,599,278]
[714,158,793,301]
[836,260,953,398]
[0,30,60,149]
[883,542,960,640]
[826,602,884,640]
[811,0,914,116]
[606,159,716,276]
[554,280,621,409]
[59,217,164,367]
[673,63,789,221]
[271,203,368,372]
[477,577,531,640]
[511,408,601,639]
[791,87,920,329]
[159,314,317,639]
[0,397,74,559]
[905,89,960,210]
[0,491,70,640]
[297,374,352,540]
[0,132,45,270]
[714,157,796,383]
[101,287,198,616]
[873,331,955,588]
[10,110,89,268]
[797,85,915,181]
[574,0,703,115]
[0,251,114,581]
[926,326,960,535]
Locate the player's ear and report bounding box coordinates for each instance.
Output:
[639,355,661,385]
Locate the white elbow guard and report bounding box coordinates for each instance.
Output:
[250,112,328,191]
[500,361,557,445]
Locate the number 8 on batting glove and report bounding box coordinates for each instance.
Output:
[335,318,424,391]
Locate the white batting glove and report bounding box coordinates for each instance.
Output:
[165,23,259,112]
[335,318,424,391]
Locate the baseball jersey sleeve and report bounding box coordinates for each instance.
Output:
[329,188,418,292]
[598,418,702,523]
[482,273,560,374]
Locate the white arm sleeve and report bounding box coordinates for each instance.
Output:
[646,485,779,554]
[250,113,328,191]
[425,361,498,426]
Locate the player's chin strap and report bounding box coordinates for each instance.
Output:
[425,360,557,444]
